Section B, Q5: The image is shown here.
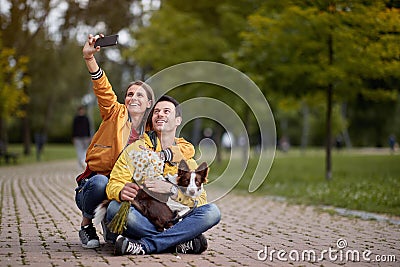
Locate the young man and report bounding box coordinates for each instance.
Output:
[105,95,221,255]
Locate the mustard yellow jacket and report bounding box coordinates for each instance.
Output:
[106,133,207,207]
[85,70,133,175]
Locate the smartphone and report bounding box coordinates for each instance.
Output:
[94,34,119,48]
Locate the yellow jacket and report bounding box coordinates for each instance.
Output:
[106,133,207,207]
[85,70,132,175]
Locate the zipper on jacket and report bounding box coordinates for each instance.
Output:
[94,144,112,148]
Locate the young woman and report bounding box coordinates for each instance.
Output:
[75,34,155,249]
[76,34,195,249]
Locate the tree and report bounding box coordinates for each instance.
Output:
[1,0,148,152]
[0,35,30,148]
[235,0,400,179]
[126,0,266,160]
[128,3,228,72]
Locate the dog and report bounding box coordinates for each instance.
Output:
[94,159,208,232]
[175,160,208,199]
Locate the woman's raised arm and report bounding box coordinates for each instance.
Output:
[82,34,102,73]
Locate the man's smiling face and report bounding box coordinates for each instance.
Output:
[151,101,181,134]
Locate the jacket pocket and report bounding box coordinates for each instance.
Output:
[89,144,113,171]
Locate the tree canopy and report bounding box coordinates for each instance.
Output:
[0,0,399,164]
[0,34,30,144]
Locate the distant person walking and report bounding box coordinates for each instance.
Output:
[34,132,47,161]
[389,134,397,154]
[72,106,92,170]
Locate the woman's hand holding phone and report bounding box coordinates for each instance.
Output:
[83,34,103,59]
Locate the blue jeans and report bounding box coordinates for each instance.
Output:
[106,200,221,253]
[75,174,109,219]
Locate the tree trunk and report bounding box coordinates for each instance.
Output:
[22,115,31,155]
[300,103,310,152]
[326,83,333,180]
[341,102,352,148]
[0,117,7,149]
[325,31,334,180]
[191,118,202,147]
[214,124,223,163]
[241,106,250,167]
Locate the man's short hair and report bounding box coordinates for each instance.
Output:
[155,95,182,117]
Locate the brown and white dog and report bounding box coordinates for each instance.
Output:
[94,160,208,232]
[172,159,208,199]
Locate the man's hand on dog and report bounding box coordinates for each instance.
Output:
[145,178,173,194]
[120,182,142,202]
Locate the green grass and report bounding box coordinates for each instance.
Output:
[3,144,76,165]
[2,144,399,216]
[209,149,400,216]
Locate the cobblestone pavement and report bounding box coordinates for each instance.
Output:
[0,160,399,267]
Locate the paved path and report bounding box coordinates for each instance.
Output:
[0,160,399,267]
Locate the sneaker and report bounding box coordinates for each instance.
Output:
[114,235,146,256]
[176,234,208,254]
[79,223,100,248]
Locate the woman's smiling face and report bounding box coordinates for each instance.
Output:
[124,84,152,115]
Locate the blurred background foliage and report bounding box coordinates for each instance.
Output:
[1,0,399,154]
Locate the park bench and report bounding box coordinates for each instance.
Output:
[0,142,19,164]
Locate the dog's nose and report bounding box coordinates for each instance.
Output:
[188,189,196,195]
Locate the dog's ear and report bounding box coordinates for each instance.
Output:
[178,160,190,176]
[196,162,209,183]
